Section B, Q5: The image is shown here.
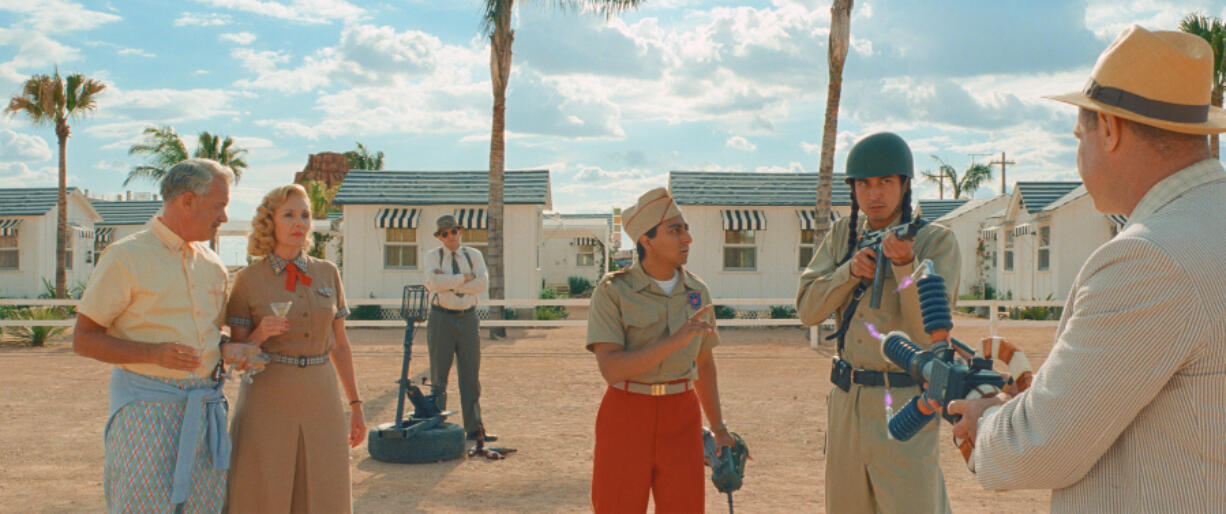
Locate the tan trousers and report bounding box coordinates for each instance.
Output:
[825,384,952,514]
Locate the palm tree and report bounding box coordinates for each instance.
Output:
[304,180,340,220]
[814,0,853,244]
[126,128,248,185]
[124,125,188,185]
[922,156,993,200]
[480,0,643,332]
[1179,13,1225,158]
[344,142,384,170]
[5,69,106,299]
[194,132,248,182]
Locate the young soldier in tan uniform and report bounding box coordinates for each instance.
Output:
[587,187,735,513]
[797,132,960,513]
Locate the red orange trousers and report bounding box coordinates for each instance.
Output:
[591,385,704,513]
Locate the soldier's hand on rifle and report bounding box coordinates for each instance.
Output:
[882,232,915,265]
[851,247,878,280]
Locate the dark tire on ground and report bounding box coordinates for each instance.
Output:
[368,421,466,463]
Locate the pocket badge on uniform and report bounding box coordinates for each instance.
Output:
[688,291,701,309]
[317,287,334,297]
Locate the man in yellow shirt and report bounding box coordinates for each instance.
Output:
[74,158,252,513]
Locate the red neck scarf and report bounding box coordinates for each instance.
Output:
[285,262,313,292]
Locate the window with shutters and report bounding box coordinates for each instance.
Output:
[384,228,418,269]
[723,230,757,271]
[464,229,489,261]
[799,229,815,270]
[1037,225,1051,271]
[576,243,596,267]
[0,231,17,270]
[1004,230,1014,271]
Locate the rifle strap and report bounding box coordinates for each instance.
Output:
[826,282,868,358]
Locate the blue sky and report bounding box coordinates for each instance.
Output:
[2,0,1224,264]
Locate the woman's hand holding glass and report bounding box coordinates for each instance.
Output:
[251,313,291,345]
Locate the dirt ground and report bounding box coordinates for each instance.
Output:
[0,317,1056,512]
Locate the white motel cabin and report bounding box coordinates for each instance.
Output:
[668,171,852,301]
[541,213,618,290]
[332,169,551,302]
[0,187,103,298]
[972,182,1125,301]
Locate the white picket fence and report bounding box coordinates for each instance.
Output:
[0,297,1064,339]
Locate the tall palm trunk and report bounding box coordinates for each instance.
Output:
[488,3,514,328]
[54,121,69,299]
[815,0,853,244]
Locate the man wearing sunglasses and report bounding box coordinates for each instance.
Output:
[424,214,494,442]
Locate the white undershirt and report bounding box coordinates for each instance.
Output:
[650,270,680,295]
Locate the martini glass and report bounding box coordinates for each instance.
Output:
[271,301,293,318]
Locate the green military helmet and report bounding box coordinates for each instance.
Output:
[845,132,914,181]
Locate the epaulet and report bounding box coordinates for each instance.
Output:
[600,269,630,284]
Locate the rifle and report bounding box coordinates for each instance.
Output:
[855,217,926,309]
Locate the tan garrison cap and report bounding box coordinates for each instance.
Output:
[622,187,683,242]
[1045,25,1226,135]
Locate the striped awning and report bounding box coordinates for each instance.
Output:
[979,226,998,240]
[573,237,601,247]
[1011,223,1032,237]
[0,218,20,237]
[69,222,94,239]
[1106,214,1128,230]
[454,208,487,229]
[795,209,839,231]
[375,208,419,229]
[721,209,766,231]
[95,227,116,244]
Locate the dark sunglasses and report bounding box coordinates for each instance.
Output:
[436,228,460,237]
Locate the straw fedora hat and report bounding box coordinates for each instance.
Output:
[1046,25,1226,135]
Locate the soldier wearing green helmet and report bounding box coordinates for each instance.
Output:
[797,132,961,513]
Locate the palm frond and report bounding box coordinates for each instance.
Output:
[481,0,514,37]
[123,165,167,186]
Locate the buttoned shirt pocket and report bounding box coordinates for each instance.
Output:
[622,302,662,351]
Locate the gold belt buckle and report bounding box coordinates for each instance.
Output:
[651,383,666,396]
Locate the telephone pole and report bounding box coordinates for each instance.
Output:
[989,151,1015,195]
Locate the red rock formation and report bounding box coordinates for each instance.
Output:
[294,152,350,188]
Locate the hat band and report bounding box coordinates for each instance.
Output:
[1083,79,1209,123]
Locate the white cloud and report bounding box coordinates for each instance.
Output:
[0,162,56,187]
[0,129,53,162]
[219,32,257,45]
[118,48,156,58]
[193,0,365,24]
[173,12,233,26]
[0,1,122,33]
[725,135,757,152]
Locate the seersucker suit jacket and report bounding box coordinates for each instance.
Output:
[972,158,1226,513]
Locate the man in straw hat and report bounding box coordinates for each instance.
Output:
[947,25,1226,512]
[586,187,735,512]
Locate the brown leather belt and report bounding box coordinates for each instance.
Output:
[612,379,692,396]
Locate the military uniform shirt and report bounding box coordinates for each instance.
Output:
[586,264,719,383]
[797,214,960,370]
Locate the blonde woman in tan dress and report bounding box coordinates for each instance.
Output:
[225,184,365,512]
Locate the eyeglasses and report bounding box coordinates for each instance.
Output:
[436,228,460,237]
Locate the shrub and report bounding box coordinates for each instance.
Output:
[567,276,593,297]
[349,304,383,320]
[4,307,69,347]
[769,305,797,319]
[534,287,569,320]
[714,305,737,320]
